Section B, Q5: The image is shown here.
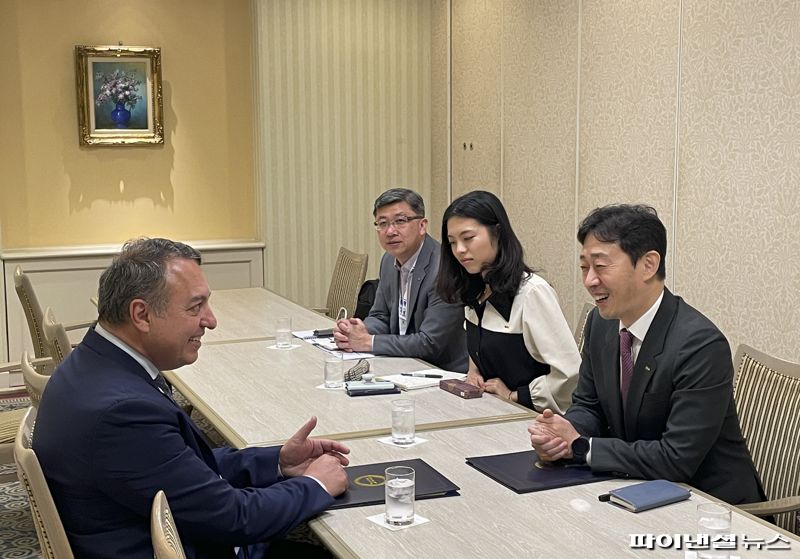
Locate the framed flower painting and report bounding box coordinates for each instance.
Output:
[74,45,164,146]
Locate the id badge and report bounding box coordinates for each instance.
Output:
[398,296,408,321]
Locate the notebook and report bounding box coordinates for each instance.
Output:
[376,370,466,390]
[330,458,460,509]
[603,480,691,512]
[466,450,615,494]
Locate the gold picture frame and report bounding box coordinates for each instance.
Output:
[75,45,164,146]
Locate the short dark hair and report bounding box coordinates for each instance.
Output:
[372,188,425,217]
[436,190,532,304]
[577,204,667,279]
[98,238,201,325]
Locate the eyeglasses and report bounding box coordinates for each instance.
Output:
[373,215,423,231]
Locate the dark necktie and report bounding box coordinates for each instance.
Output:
[619,328,634,409]
[153,374,173,399]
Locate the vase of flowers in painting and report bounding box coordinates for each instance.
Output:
[95,69,142,129]
[110,102,132,128]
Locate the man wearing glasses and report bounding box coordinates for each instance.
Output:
[334,188,468,372]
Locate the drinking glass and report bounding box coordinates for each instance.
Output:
[385,466,415,526]
[275,317,292,349]
[324,356,344,388]
[697,502,731,559]
[391,399,415,445]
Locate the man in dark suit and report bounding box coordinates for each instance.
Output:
[34,238,350,559]
[333,188,467,372]
[529,204,763,505]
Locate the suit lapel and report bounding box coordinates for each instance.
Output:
[406,236,433,332]
[624,289,677,438]
[601,320,626,438]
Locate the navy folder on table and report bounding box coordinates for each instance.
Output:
[330,458,460,509]
[466,450,615,493]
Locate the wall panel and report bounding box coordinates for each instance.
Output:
[254,0,432,308]
[503,0,579,322]
[677,1,800,360]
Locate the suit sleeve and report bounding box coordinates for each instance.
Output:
[91,399,334,545]
[370,283,464,366]
[516,281,581,414]
[363,255,392,335]
[563,309,612,436]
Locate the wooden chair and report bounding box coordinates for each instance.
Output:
[14,266,92,372]
[21,351,50,408]
[0,356,52,483]
[14,406,75,558]
[733,344,800,533]
[314,247,368,319]
[42,307,74,367]
[573,302,595,355]
[151,490,187,559]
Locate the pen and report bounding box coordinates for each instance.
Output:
[401,372,443,379]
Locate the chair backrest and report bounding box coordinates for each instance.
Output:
[733,344,800,533]
[573,302,595,354]
[21,352,50,408]
[14,407,74,559]
[325,248,369,319]
[42,308,72,367]
[14,266,49,361]
[151,490,187,559]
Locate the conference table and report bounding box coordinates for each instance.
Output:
[167,339,533,448]
[203,287,335,344]
[310,420,800,558]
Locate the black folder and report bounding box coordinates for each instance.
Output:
[466,450,615,494]
[330,458,460,509]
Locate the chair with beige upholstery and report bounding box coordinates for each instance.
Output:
[14,266,92,372]
[0,356,53,482]
[21,351,51,408]
[0,364,27,483]
[733,344,800,534]
[151,490,187,559]
[573,302,595,355]
[313,247,369,319]
[42,307,74,368]
[14,406,75,558]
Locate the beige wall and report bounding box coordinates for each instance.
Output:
[489,0,800,362]
[0,0,256,249]
[253,0,432,308]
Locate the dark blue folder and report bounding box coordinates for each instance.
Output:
[466,450,615,493]
[330,458,460,509]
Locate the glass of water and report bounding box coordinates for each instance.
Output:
[385,466,415,526]
[324,356,344,388]
[697,502,731,559]
[275,316,292,349]
[391,398,415,445]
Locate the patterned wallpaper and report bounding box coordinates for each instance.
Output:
[253,0,432,308]
[503,0,579,324]
[252,0,800,361]
[496,0,800,361]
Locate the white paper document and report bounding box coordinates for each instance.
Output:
[292,330,374,360]
[376,369,466,390]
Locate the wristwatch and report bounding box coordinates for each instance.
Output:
[570,436,590,464]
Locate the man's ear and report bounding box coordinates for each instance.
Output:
[639,250,661,281]
[419,217,428,236]
[129,299,151,333]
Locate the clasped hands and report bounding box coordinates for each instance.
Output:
[333,318,372,352]
[528,409,581,462]
[279,416,350,496]
[465,371,513,401]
